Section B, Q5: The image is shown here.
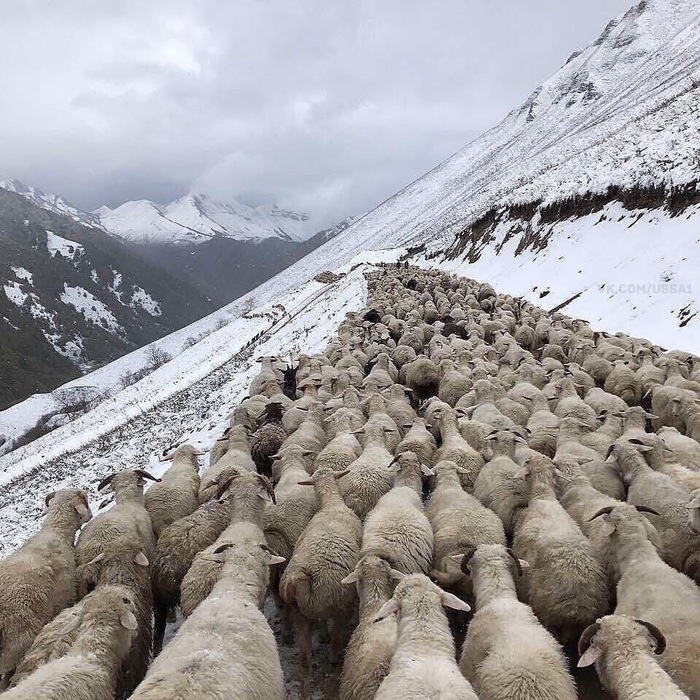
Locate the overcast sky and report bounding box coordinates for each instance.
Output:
[0,0,634,227]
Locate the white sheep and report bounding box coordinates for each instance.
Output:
[3,585,138,700]
[512,454,609,642]
[130,540,285,700]
[373,574,478,700]
[458,545,576,700]
[361,452,434,574]
[145,444,203,538]
[280,467,362,699]
[0,489,91,682]
[577,614,688,699]
[339,555,401,700]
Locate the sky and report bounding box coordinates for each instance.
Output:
[0,0,635,229]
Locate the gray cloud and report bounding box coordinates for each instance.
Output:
[0,0,634,228]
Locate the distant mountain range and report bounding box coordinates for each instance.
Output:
[0,180,353,409]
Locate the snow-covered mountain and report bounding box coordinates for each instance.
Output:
[97,193,313,244]
[0,179,102,228]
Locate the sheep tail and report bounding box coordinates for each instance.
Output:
[280,570,311,609]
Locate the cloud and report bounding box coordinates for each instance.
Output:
[0,0,634,229]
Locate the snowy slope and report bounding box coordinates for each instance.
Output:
[0,179,101,227]
[98,193,313,244]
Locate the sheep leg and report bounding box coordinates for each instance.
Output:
[329,616,349,664]
[294,611,313,700]
[153,602,168,656]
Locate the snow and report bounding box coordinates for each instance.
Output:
[0,264,369,554]
[3,281,28,307]
[46,231,83,259]
[0,179,102,227]
[98,192,314,245]
[431,202,700,350]
[60,284,122,335]
[131,286,162,316]
[11,266,33,283]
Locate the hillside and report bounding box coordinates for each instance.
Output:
[0,189,214,411]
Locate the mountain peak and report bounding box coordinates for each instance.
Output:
[97,192,313,245]
[0,179,101,228]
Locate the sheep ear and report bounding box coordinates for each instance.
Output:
[297,479,314,486]
[514,467,530,479]
[455,466,470,476]
[440,591,471,612]
[75,503,92,519]
[302,450,315,458]
[120,610,139,631]
[420,465,435,477]
[389,568,405,581]
[267,555,286,566]
[687,495,700,509]
[373,598,400,622]
[134,552,149,567]
[599,521,617,538]
[56,609,83,636]
[341,571,360,585]
[577,645,602,668]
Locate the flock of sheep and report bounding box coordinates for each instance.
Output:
[2,262,700,700]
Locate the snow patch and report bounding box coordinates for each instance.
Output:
[11,267,33,284]
[131,286,162,316]
[46,231,83,259]
[60,284,122,335]
[3,282,27,307]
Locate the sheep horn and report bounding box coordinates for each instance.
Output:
[97,474,116,491]
[134,470,161,482]
[457,547,477,573]
[589,506,615,522]
[44,492,57,507]
[505,548,523,577]
[634,505,660,516]
[634,619,666,655]
[578,622,601,656]
[213,543,235,555]
[255,474,276,505]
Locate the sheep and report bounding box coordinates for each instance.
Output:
[130,540,285,700]
[372,574,478,700]
[339,555,401,700]
[658,426,700,470]
[398,356,440,402]
[361,452,434,574]
[512,454,609,642]
[282,380,322,434]
[458,545,576,700]
[382,384,417,427]
[145,444,202,538]
[524,393,560,457]
[608,439,700,581]
[75,539,153,697]
[251,402,287,478]
[589,504,700,698]
[3,586,139,700]
[207,427,231,467]
[197,425,255,503]
[0,489,91,683]
[395,417,437,465]
[249,355,282,396]
[428,460,506,596]
[340,422,395,519]
[604,360,643,405]
[554,416,601,463]
[77,470,159,566]
[280,467,362,699]
[552,377,598,426]
[282,363,299,399]
[151,495,231,655]
[432,404,484,489]
[280,403,328,458]
[263,445,319,609]
[437,359,471,406]
[180,470,274,617]
[577,614,688,699]
[473,430,529,534]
